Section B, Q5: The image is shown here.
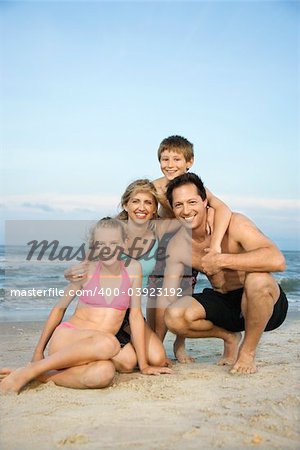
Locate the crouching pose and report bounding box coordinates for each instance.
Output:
[155,173,288,374]
[0,218,171,394]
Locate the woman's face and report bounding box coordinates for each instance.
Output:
[125,191,157,224]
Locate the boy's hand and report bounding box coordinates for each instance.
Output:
[64,261,89,282]
[140,366,173,375]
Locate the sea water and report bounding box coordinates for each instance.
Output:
[0,245,299,322]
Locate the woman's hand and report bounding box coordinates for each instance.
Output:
[64,261,89,282]
[140,365,173,375]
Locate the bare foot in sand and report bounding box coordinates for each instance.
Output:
[217,332,242,366]
[0,367,33,393]
[230,350,257,374]
[173,337,195,363]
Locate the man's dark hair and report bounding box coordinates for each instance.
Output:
[166,173,207,207]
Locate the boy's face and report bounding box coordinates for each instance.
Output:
[160,150,193,181]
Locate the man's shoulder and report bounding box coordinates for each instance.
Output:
[229,212,255,228]
[166,228,189,256]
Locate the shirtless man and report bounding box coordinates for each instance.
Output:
[155,173,288,374]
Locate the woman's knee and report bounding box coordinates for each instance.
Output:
[83,361,115,388]
[148,345,166,367]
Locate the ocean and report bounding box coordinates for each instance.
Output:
[0,245,299,322]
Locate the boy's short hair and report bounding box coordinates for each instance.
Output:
[157,135,194,162]
[166,173,207,207]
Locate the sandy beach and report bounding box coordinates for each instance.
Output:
[0,310,299,450]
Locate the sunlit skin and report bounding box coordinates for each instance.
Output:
[0,225,172,393]
[159,150,193,181]
[156,182,286,374]
[125,192,157,225]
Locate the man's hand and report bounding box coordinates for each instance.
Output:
[201,248,222,276]
[140,365,173,375]
[64,261,89,282]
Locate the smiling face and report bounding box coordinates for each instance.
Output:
[93,227,124,266]
[171,183,207,230]
[160,150,193,181]
[125,191,157,224]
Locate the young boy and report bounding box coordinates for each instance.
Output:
[152,135,231,253]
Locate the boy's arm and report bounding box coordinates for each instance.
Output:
[31,282,80,362]
[128,262,172,375]
[202,214,286,275]
[205,188,232,253]
[153,177,175,218]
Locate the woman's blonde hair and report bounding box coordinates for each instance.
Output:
[117,179,160,221]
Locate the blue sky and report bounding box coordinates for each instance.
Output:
[1,0,299,250]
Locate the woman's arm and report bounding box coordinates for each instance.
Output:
[31,282,80,362]
[205,188,232,253]
[64,261,89,283]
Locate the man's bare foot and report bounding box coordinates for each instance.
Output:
[217,332,242,366]
[230,350,257,374]
[0,367,32,393]
[173,337,195,363]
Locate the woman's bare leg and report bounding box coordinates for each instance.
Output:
[144,323,169,366]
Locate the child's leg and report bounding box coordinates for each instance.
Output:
[0,329,120,393]
[112,343,137,373]
[41,360,115,389]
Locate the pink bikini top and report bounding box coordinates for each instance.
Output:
[79,261,131,310]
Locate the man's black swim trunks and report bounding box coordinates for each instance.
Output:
[192,285,288,332]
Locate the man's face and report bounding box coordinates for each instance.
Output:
[171,183,207,229]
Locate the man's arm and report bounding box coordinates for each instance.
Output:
[202,213,286,275]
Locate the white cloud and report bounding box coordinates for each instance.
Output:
[222,195,300,211]
[0,194,121,214]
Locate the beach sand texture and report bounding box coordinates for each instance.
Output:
[0,312,299,450]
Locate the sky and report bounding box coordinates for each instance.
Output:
[0,0,299,250]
